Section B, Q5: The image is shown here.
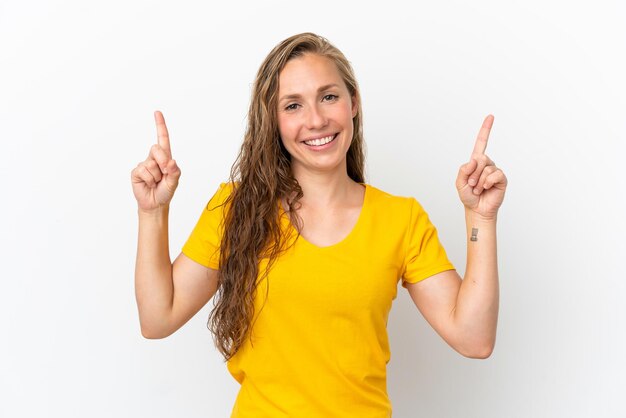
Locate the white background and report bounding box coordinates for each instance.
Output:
[1,0,624,417]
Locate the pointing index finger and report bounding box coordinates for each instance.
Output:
[471,114,494,156]
[154,110,172,158]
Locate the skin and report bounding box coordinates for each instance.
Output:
[132,55,508,360]
[132,112,218,339]
[276,53,364,247]
[276,54,357,182]
[406,115,507,358]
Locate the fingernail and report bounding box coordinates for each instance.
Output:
[468,179,476,186]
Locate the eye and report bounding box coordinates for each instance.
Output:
[323,94,338,102]
[285,103,299,111]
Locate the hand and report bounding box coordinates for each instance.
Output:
[455,115,507,220]
[131,111,182,212]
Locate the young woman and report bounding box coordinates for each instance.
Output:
[132,32,507,417]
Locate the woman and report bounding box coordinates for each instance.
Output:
[132,32,507,417]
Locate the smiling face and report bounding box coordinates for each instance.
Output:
[276,53,358,179]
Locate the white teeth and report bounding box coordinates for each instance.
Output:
[304,135,335,146]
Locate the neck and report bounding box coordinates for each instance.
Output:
[288,163,362,210]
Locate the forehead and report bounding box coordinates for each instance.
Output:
[278,53,346,96]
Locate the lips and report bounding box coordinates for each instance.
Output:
[301,133,338,147]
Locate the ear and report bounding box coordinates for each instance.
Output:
[351,95,358,118]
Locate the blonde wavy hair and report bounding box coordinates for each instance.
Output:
[208,32,366,361]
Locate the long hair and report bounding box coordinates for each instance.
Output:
[208,32,366,361]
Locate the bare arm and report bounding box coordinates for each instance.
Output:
[405,211,499,359]
[405,115,507,359]
[134,206,219,338]
[134,207,173,337]
[131,111,219,339]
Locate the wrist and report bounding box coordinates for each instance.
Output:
[465,208,498,225]
[138,205,170,218]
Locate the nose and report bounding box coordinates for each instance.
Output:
[305,103,328,130]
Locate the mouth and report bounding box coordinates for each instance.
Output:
[301,133,338,147]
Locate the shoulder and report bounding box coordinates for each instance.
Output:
[365,183,421,214]
[206,181,239,210]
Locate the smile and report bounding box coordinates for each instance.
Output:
[302,133,338,147]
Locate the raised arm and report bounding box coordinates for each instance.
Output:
[131,111,219,339]
[405,115,507,358]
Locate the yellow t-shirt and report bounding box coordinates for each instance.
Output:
[182,182,455,418]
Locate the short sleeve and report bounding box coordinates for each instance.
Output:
[401,198,455,287]
[181,182,234,269]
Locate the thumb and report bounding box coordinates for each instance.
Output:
[456,159,477,190]
[164,159,182,187]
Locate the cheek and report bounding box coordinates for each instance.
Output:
[277,116,298,142]
[343,102,356,120]
[339,106,355,132]
[279,135,292,154]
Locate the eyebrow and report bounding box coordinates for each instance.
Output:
[279,84,341,102]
